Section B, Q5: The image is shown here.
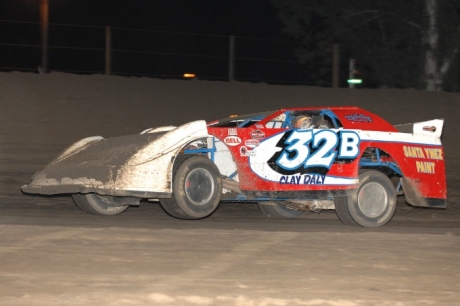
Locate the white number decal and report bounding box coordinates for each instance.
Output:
[338,131,360,158]
[277,130,312,170]
[272,130,360,172]
[306,130,338,168]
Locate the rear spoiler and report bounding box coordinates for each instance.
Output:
[394,119,444,139]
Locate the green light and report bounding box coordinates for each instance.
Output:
[347,79,362,84]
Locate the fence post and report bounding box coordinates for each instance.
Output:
[349,59,356,89]
[40,0,49,73]
[332,43,339,88]
[105,26,112,75]
[228,35,235,82]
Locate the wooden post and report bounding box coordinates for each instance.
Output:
[40,0,49,73]
[228,36,235,82]
[349,59,355,89]
[105,26,112,75]
[332,43,339,88]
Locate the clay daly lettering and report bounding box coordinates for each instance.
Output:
[279,174,326,185]
[268,129,360,176]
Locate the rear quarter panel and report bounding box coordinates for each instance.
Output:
[359,130,446,202]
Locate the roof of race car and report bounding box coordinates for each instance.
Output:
[208,106,398,132]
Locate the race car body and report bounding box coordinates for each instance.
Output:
[22,106,446,227]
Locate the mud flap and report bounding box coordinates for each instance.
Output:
[401,177,447,208]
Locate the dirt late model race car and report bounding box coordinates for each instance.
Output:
[22,106,446,228]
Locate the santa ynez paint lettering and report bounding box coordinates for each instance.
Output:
[279,174,326,185]
[269,129,360,174]
[403,145,443,174]
[403,146,443,160]
[416,161,435,174]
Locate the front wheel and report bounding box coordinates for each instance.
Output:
[160,155,222,219]
[335,170,396,227]
[72,193,129,215]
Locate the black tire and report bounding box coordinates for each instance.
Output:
[72,193,129,215]
[258,202,309,218]
[160,155,222,219]
[335,170,396,227]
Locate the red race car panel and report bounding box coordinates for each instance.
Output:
[207,106,446,207]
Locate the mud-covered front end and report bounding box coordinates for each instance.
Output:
[22,121,209,198]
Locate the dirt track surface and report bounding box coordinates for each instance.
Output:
[1,72,460,305]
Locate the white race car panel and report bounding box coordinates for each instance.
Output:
[22,120,209,196]
[105,120,210,194]
[413,119,444,138]
[211,138,239,194]
[212,138,238,179]
[140,125,177,134]
[53,136,104,164]
[358,129,443,145]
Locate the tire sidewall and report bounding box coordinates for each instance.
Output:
[73,193,128,215]
[258,202,309,218]
[346,171,396,227]
[172,156,221,219]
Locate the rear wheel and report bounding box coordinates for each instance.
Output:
[335,170,396,227]
[160,155,222,219]
[72,193,129,215]
[258,202,309,218]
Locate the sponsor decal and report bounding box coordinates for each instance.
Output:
[224,136,242,146]
[255,124,264,128]
[344,113,372,122]
[240,146,255,157]
[424,148,443,160]
[403,146,442,174]
[403,146,443,160]
[249,129,360,183]
[416,161,435,174]
[279,174,326,185]
[244,139,260,148]
[228,128,237,136]
[403,146,425,158]
[251,130,265,140]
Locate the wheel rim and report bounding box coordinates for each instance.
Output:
[184,168,215,205]
[358,182,388,218]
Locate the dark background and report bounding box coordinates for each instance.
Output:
[3,1,460,90]
[2,1,331,85]
[2,0,286,38]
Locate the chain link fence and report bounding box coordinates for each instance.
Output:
[0,20,336,86]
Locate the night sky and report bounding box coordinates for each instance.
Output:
[2,0,286,39]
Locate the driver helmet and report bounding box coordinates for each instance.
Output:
[291,115,313,129]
